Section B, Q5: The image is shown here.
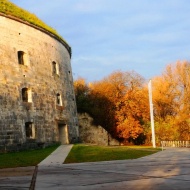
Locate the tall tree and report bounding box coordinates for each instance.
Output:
[74,71,149,142]
[152,61,190,141]
[90,71,149,141]
[74,78,90,113]
[114,72,149,140]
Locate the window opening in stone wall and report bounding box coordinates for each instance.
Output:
[56,93,62,106]
[22,88,32,102]
[18,51,24,65]
[25,122,35,139]
[18,51,29,66]
[52,61,59,76]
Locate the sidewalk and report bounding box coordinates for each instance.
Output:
[38,144,73,166]
[35,147,190,190]
[0,145,73,190]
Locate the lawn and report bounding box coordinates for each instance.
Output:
[0,144,161,168]
[64,144,161,163]
[0,144,59,169]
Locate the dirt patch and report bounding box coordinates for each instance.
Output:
[0,166,35,177]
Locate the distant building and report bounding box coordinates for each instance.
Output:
[0,6,78,151]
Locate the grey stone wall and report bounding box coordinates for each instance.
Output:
[0,15,79,151]
[78,113,119,146]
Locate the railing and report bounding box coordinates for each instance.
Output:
[161,141,190,148]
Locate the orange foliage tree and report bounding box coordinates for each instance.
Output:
[152,61,190,141]
[74,71,150,144]
[74,61,190,144]
[113,72,149,141]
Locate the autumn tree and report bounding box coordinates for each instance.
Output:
[74,61,190,143]
[152,61,190,141]
[173,61,190,140]
[74,71,149,143]
[113,72,149,143]
[74,77,116,136]
[89,71,149,143]
[87,78,118,137]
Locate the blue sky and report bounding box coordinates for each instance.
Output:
[11,0,190,82]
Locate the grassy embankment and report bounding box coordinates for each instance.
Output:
[64,144,161,163]
[0,144,59,169]
[0,0,65,42]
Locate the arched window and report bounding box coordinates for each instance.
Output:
[56,93,62,106]
[22,88,32,102]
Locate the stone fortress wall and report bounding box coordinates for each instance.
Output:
[78,113,119,146]
[0,14,79,151]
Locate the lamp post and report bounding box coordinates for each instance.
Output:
[148,79,156,148]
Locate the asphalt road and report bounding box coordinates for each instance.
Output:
[1,146,190,190]
[36,147,190,190]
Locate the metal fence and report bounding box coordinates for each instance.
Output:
[161,141,190,148]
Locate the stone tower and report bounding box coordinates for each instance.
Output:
[0,2,79,151]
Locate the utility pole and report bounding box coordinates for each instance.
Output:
[148,80,156,148]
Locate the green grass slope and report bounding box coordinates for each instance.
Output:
[0,0,67,44]
[0,144,59,168]
[64,144,161,163]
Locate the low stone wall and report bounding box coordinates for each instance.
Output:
[78,113,119,146]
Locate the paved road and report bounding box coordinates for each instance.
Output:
[0,146,190,189]
[35,147,190,190]
[0,166,35,190]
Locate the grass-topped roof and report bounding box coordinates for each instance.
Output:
[0,0,71,55]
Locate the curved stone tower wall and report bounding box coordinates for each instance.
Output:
[0,14,79,151]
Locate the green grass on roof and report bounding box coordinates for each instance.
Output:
[0,0,67,43]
